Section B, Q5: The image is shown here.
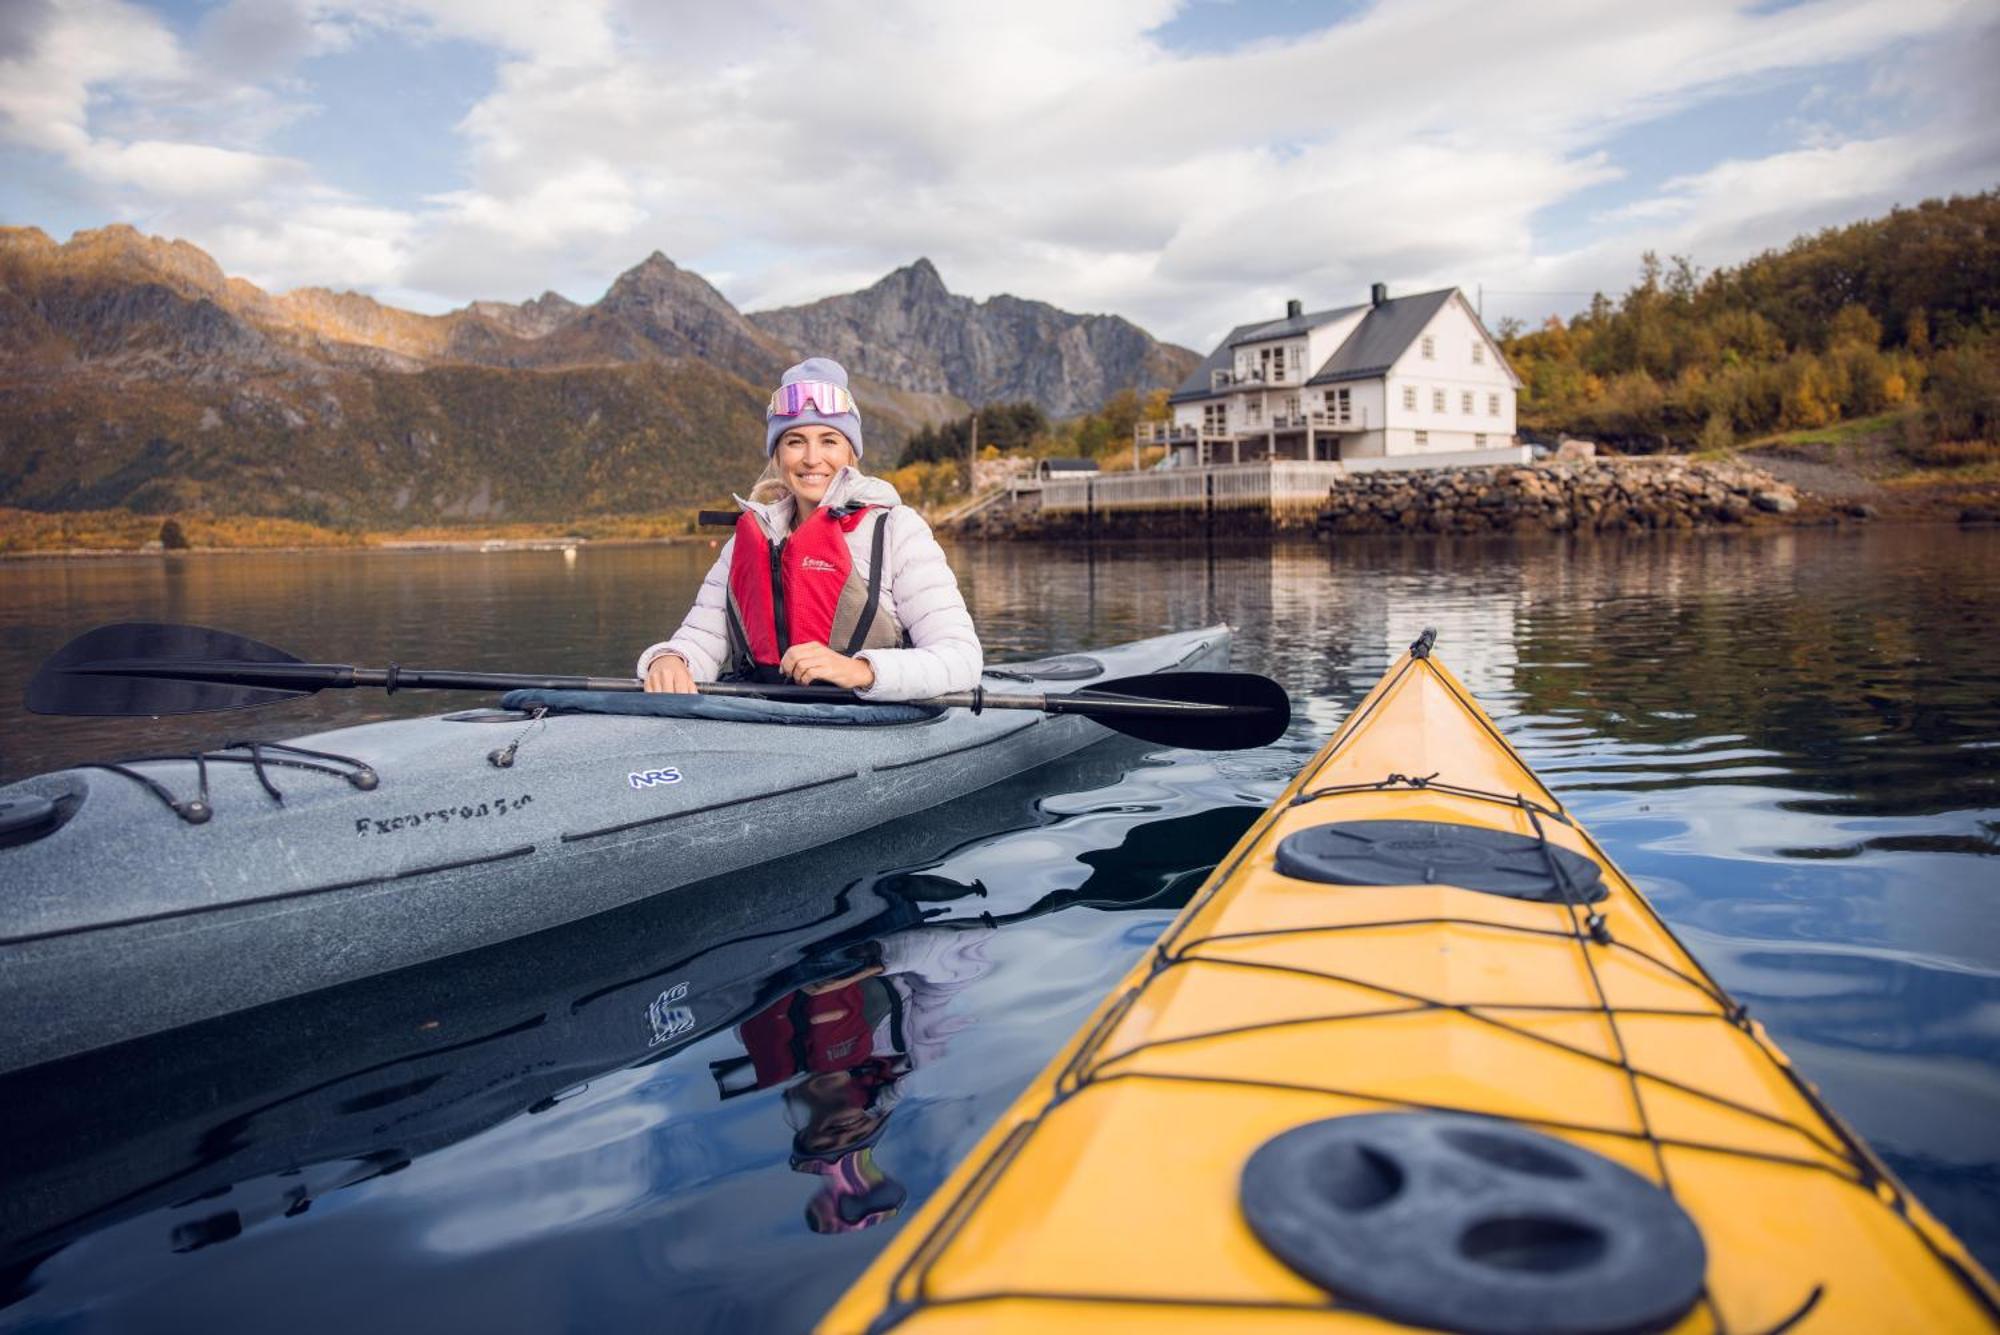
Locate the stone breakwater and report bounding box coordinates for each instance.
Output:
[1314,458,1811,537]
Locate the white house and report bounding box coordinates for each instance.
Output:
[1152,284,1522,467]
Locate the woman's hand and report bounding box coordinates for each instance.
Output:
[643,652,697,694]
[780,641,877,691]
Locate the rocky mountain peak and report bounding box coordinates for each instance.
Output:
[884,257,950,300]
[750,260,1197,419]
[53,224,235,302]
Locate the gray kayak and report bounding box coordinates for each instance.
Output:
[0,626,1229,1074]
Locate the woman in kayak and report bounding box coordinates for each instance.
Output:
[638,357,982,701]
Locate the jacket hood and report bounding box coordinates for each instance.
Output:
[735,467,902,540]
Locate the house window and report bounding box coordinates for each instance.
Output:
[1461,391,1473,414]
[1402,385,1417,411]
[1203,402,1227,435]
[1212,369,1229,390]
[1282,394,1300,420]
[1475,433,1487,447]
[1421,335,1435,359]
[1431,388,1445,412]
[1330,387,1352,424]
[1261,345,1287,383]
[1488,393,1501,416]
[1472,343,1485,365]
[1414,430,1429,447]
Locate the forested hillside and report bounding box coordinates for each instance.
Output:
[1501,191,2000,451]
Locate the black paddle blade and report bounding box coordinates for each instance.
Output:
[1070,671,1292,750]
[27,622,308,716]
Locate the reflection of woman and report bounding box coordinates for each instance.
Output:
[637,358,982,700]
[713,924,995,1233]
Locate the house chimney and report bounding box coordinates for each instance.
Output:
[1286,298,1303,320]
[1370,282,1388,308]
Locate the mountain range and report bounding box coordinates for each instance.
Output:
[0,226,1196,525]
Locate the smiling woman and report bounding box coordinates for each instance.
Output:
[637,358,983,701]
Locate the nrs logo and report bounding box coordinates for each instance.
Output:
[800,556,839,574]
[628,766,683,789]
[647,981,695,1046]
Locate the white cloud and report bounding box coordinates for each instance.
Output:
[214,197,417,290]
[0,0,1995,345]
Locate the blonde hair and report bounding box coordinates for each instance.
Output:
[747,458,791,505]
[751,429,861,505]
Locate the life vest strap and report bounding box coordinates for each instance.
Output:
[841,510,891,657]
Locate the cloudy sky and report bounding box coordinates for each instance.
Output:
[2,0,1996,349]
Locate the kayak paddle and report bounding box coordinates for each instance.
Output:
[26,623,1291,751]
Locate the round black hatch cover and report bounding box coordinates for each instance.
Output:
[0,794,58,841]
[983,654,1105,682]
[1275,819,1606,903]
[1240,1113,1706,1335]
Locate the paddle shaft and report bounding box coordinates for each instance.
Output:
[64,658,1263,719]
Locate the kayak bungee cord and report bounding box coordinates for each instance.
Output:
[826,632,2000,1334]
[77,741,378,824]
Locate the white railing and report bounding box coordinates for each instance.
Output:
[1037,446,1534,515]
[1145,408,1373,445]
[1042,461,1346,514]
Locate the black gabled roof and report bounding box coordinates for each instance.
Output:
[1227,303,1367,348]
[1170,288,1474,402]
[1306,288,1457,385]
[1168,320,1265,403]
[1039,457,1099,472]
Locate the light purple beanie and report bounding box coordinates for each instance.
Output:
[766,357,864,458]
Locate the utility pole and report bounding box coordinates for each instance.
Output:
[967,408,979,494]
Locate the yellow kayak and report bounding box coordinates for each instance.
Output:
[823,633,2000,1334]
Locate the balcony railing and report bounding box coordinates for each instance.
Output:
[1137,407,1371,443]
[1132,422,1203,445]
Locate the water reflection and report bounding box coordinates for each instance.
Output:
[1,525,1997,1329]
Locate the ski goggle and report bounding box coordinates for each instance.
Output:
[768,381,857,418]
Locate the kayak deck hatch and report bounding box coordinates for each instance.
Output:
[821,636,2000,1333]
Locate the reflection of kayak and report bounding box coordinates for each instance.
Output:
[824,633,2000,1333]
[0,740,1242,1311]
[0,626,1228,1074]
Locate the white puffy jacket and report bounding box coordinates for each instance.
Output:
[636,468,983,701]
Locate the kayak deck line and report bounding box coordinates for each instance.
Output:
[822,637,2000,1333]
[0,844,539,949]
[876,717,1041,770]
[557,770,862,843]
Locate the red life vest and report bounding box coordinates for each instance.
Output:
[725,503,903,681]
[739,983,878,1087]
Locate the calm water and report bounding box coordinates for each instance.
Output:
[1,526,1997,1332]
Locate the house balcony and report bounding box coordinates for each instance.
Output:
[1140,410,1370,449]
[1132,422,1204,446]
[1207,367,1294,390]
[1247,408,1371,434]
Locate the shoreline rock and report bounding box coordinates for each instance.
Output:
[1313,458,1806,537]
[956,456,1824,539]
